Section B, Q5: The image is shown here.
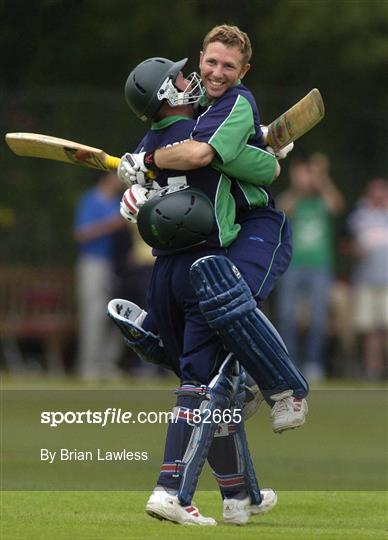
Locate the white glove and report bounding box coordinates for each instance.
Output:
[275,141,294,160]
[118,152,149,186]
[260,124,269,139]
[262,123,294,159]
[120,184,154,223]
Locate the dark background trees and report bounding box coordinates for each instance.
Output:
[1,0,387,264]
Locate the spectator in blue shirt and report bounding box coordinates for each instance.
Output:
[74,171,125,381]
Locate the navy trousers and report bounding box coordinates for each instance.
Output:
[143,207,292,384]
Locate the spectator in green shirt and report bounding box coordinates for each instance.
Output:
[276,154,345,381]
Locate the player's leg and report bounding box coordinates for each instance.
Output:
[190,254,308,432]
[107,296,264,419]
[146,380,218,526]
[207,365,277,525]
[190,209,308,433]
[146,354,235,526]
[146,250,267,523]
[144,251,224,525]
[112,250,268,523]
[151,362,272,526]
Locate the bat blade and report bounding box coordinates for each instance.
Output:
[266,88,325,152]
[5,133,120,171]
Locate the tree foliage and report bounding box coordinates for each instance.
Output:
[0,0,387,263]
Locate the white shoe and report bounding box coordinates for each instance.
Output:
[223,489,277,525]
[271,390,308,434]
[146,487,217,526]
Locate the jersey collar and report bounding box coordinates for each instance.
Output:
[151,115,193,130]
[199,80,242,107]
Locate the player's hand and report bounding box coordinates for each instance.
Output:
[275,141,294,160]
[120,184,155,223]
[118,151,159,186]
[118,152,148,186]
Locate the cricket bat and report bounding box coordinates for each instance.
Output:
[4,133,120,171]
[266,88,324,152]
[5,88,324,171]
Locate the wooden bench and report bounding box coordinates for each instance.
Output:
[0,266,76,373]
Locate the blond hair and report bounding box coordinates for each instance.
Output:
[202,25,252,64]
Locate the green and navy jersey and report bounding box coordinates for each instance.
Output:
[192,82,277,213]
[135,115,241,252]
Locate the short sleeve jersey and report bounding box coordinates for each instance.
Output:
[192,83,277,213]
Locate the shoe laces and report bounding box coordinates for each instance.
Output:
[272,397,292,414]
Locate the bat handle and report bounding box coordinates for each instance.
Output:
[105,154,156,180]
[105,155,121,170]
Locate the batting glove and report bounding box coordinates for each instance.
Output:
[275,141,294,160]
[120,184,156,223]
[118,151,159,186]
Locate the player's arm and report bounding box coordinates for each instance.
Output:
[153,94,257,169]
[118,93,256,185]
[118,136,280,188]
[118,137,279,188]
[200,99,281,185]
[156,94,281,185]
[154,139,215,170]
[214,144,280,186]
[151,101,281,186]
[117,140,215,186]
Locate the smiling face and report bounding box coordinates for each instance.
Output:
[199,41,251,100]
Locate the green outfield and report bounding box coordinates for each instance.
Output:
[1,376,387,539]
[1,490,385,540]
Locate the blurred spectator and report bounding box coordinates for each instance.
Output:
[276,154,345,381]
[346,178,388,381]
[73,171,126,381]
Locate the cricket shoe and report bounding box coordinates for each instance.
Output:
[271,390,308,434]
[146,487,217,526]
[223,489,277,525]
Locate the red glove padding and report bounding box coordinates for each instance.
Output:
[120,184,153,223]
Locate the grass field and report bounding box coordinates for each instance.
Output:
[1,376,387,539]
[1,490,386,539]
